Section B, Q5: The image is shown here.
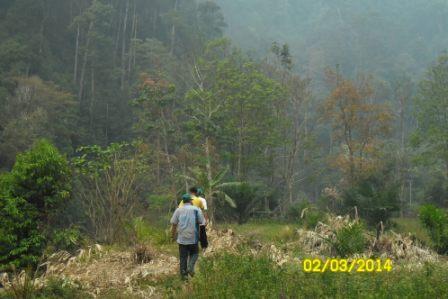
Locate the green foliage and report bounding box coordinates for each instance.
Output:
[392,217,431,246]
[2,276,90,299]
[185,253,284,298]
[51,228,83,253]
[131,217,170,246]
[218,182,267,224]
[36,278,90,299]
[419,204,448,254]
[147,194,171,212]
[414,54,448,172]
[176,253,448,298]
[183,167,240,221]
[73,142,148,244]
[342,171,400,226]
[288,200,326,228]
[9,140,71,213]
[332,223,366,257]
[224,221,295,244]
[0,77,76,168]
[0,140,71,270]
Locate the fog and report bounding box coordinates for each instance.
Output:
[217,0,448,80]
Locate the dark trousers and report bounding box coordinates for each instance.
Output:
[179,243,199,278]
[199,225,208,249]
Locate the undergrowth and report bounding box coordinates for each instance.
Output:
[174,253,448,299]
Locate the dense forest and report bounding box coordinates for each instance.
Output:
[1,1,448,297]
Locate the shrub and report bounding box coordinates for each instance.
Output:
[342,172,399,226]
[2,276,90,299]
[0,140,71,271]
[38,278,90,298]
[288,200,325,228]
[73,143,147,244]
[51,227,83,252]
[3,269,36,299]
[218,182,268,224]
[332,223,366,257]
[419,204,448,254]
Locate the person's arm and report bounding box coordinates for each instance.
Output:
[170,209,179,241]
[171,224,177,240]
[200,197,209,223]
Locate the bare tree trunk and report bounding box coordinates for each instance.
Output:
[78,21,93,108]
[399,93,405,217]
[133,15,138,69]
[156,134,161,185]
[120,0,130,90]
[170,0,179,56]
[113,7,123,67]
[160,110,174,176]
[237,103,244,179]
[105,103,109,143]
[74,23,80,83]
[128,0,137,76]
[205,136,214,222]
[90,67,95,130]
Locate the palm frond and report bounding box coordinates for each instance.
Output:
[214,190,237,208]
[211,167,228,186]
[224,193,237,208]
[179,174,197,182]
[216,182,243,189]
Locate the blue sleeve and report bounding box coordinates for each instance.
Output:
[170,209,179,224]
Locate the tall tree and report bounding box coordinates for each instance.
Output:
[414,54,448,179]
[323,69,393,185]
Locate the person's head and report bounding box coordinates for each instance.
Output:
[189,186,198,196]
[197,188,204,196]
[182,193,192,203]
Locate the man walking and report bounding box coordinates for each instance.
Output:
[171,193,205,280]
[178,187,209,250]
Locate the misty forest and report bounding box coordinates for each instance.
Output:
[1,1,448,298]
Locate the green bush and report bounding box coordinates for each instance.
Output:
[288,200,325,228]
[218,182,268,224]
[0,140,71,271]
[36,278,90,299]
[332,223,366,257]
[51,227,83,252]
[342,172,399,226]
[1,276,90,299]
[419,204,448,254]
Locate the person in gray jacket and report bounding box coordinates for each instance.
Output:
[170,193,205,280]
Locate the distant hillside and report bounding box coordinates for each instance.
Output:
[217,0,448,80]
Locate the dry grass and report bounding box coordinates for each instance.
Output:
[35,244,177,298]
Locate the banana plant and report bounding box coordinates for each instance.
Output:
[182,167,241,222]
